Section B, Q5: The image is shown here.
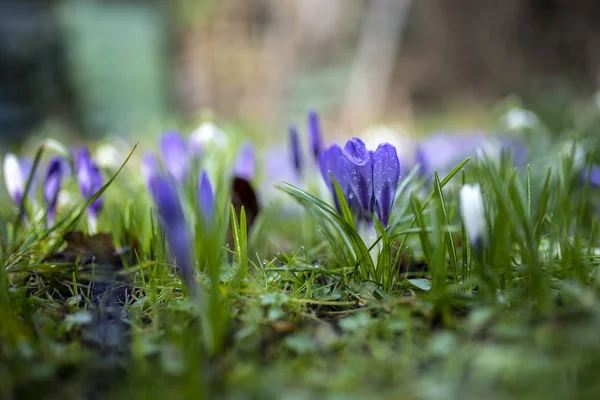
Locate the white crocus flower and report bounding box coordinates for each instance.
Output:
[188,121,229,154]
[95,143,122,169]
[459,184,486,248]
[3,153,25,203]
[502,108,538,130]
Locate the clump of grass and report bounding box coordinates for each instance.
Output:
[2,107,600,400]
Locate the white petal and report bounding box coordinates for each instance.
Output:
[95,144,122,169]
[459,184,486,245]
[3,153,24,201]
[188,122,229,153]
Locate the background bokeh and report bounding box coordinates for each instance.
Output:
[2,0,600,145]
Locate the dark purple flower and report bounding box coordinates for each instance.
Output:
[159,130,189,184]
[44,156,64,225]
[289,124,302,175]
[198,170,215,224]
[308,109,323,160]
[372,144,400,226]
[234,142,255,181]
[150,175,196,297]
[343,137,374,215]
[141,151,160,190]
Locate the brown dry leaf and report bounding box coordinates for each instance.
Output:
[62,231,118,262]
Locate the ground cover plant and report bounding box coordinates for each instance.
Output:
[3,101,600,399]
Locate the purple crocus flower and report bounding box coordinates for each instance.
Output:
[150,175,196,297]
[141,151,160,191]
[159,130,189,184]
[320,138,401,227]
[289,124,302,176]
[234,142,255,181]
[308,109,323,160]
[582,164,600,187]
[43,156,64,225]
[372,144,400,226]
[76,146,103,233]
[343,137,374,215]
[77,146,94,198]
[89,163,103,221]
[197,170,215,224]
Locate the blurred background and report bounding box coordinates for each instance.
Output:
[2,0,600,144]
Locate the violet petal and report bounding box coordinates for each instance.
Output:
[159,130,189,183]
[234,142,256,181]
[343,137,374,215]
[77,146,93,198]
[44,156,64,216]
[308,109,323,160]
[372,143,400,227]
[289,124,302,175]
[150,175,195,295]
[198,170,215,223]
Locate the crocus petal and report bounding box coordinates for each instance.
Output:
[89,163,103,216]
[583,164,600,187]
[77,146,93,198]
[234,142,255,181]
[198,170,215,224]
[459,184,486,248]
[343,137,374,215]
[308,109,323,160]
[3,153,24,204]
[141,152,160,190]
[319,145,353,210]
[372,143,400,227]
[44,156,64,221]
[150,175,196,295]
[289,125,302,175]
[159,130,189,183]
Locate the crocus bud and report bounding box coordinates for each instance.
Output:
[77,146,93,198]
[3,153,25,204]
[44,156,64,225]
[289,124,302,175]
[88,163,103,233]
[76,147,103,234]
[372,143,400,227]
[343,137,374,217]
[197,170,215,225]
[159,130,189,184]
[150,175,196,297]
[459,184,486,250]
[234,142,255,181]
[308,109,323,160]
